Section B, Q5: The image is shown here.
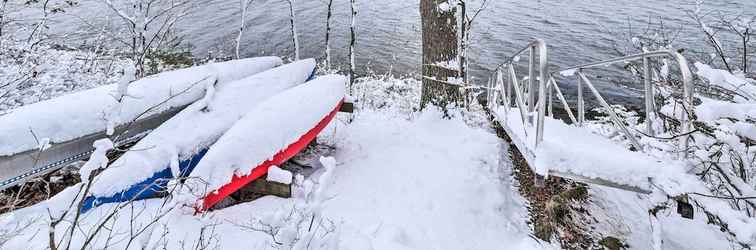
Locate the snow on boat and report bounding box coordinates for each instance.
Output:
[80,59,318,213]
[0,57,282,190]
[188,74,346,212]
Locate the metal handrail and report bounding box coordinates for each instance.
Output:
[488,39,548,147]
[489,47,694,158]
[546,77,577,125]
[486,43,698,192]
[577,71,643,150]
[558,50,694,157]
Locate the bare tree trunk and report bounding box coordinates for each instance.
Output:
[325,0,333,71]
[348,0,356,92]
[286,0,300,61]
[458,1,467,84]
[743,29,750,74]
[236,0,253,60]
[420,0,462,110]
[0,1,9,47]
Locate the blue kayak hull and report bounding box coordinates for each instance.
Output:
[80,149,208,213]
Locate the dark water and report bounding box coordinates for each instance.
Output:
[41,0,756,104]
[181,0,755,105]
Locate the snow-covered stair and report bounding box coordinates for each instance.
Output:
[495,107,685,194]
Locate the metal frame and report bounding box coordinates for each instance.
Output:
[487,44,695,193]
[488,39,548,147]
[558,51,694,157]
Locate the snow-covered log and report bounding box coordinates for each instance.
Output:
[81,59,316,211]
[189,74,346,211]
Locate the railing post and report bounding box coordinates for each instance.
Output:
[643,56,655,136]
[547,78,554,117]
[497,69,505,107]
[528,45,537,124]
[486,75,494,108]
[535,40,547,147]
[577,69,585,126]
[506,65,513,107]
[674,52,694,159]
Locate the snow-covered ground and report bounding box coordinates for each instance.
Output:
[587,186,736,250]
[0,77,551,250]
[0,43,129,114]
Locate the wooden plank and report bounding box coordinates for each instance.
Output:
[241,176,292,198]
[339,101,355,113]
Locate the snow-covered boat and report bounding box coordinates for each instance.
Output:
[189,74,346,212]
[80,59,318,212]
[0,57,283,191]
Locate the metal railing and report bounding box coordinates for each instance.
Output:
[486,39,548,147]
[555,51,694,157]
[487,41,695,159]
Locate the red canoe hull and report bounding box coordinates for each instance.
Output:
[197,99,344,212]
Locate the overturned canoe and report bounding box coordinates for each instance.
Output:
[80,59,318,212]
[188,74,346,212]
[0,57,282,191]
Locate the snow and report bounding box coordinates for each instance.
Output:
[433,59,460,71]
[494,104,756,245]
[559,69,577,77]
[436,0,458,13]
[0,102,549,250]
[0,42,131,114]
[78,138,114,182]
[313,109,546,250]
[188,74,346,194]
[107,65,138,135]
[0,57,282,156]
[659,59,670,80]
[495,107,680,190]
[587,186,736,250]
[695,96,756,121]
[89,59,316,197]
[266,166,293,185]
[694,62,756,101]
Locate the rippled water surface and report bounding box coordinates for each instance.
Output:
[46,0,756,103]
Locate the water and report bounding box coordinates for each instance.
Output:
[40,0,756,105]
